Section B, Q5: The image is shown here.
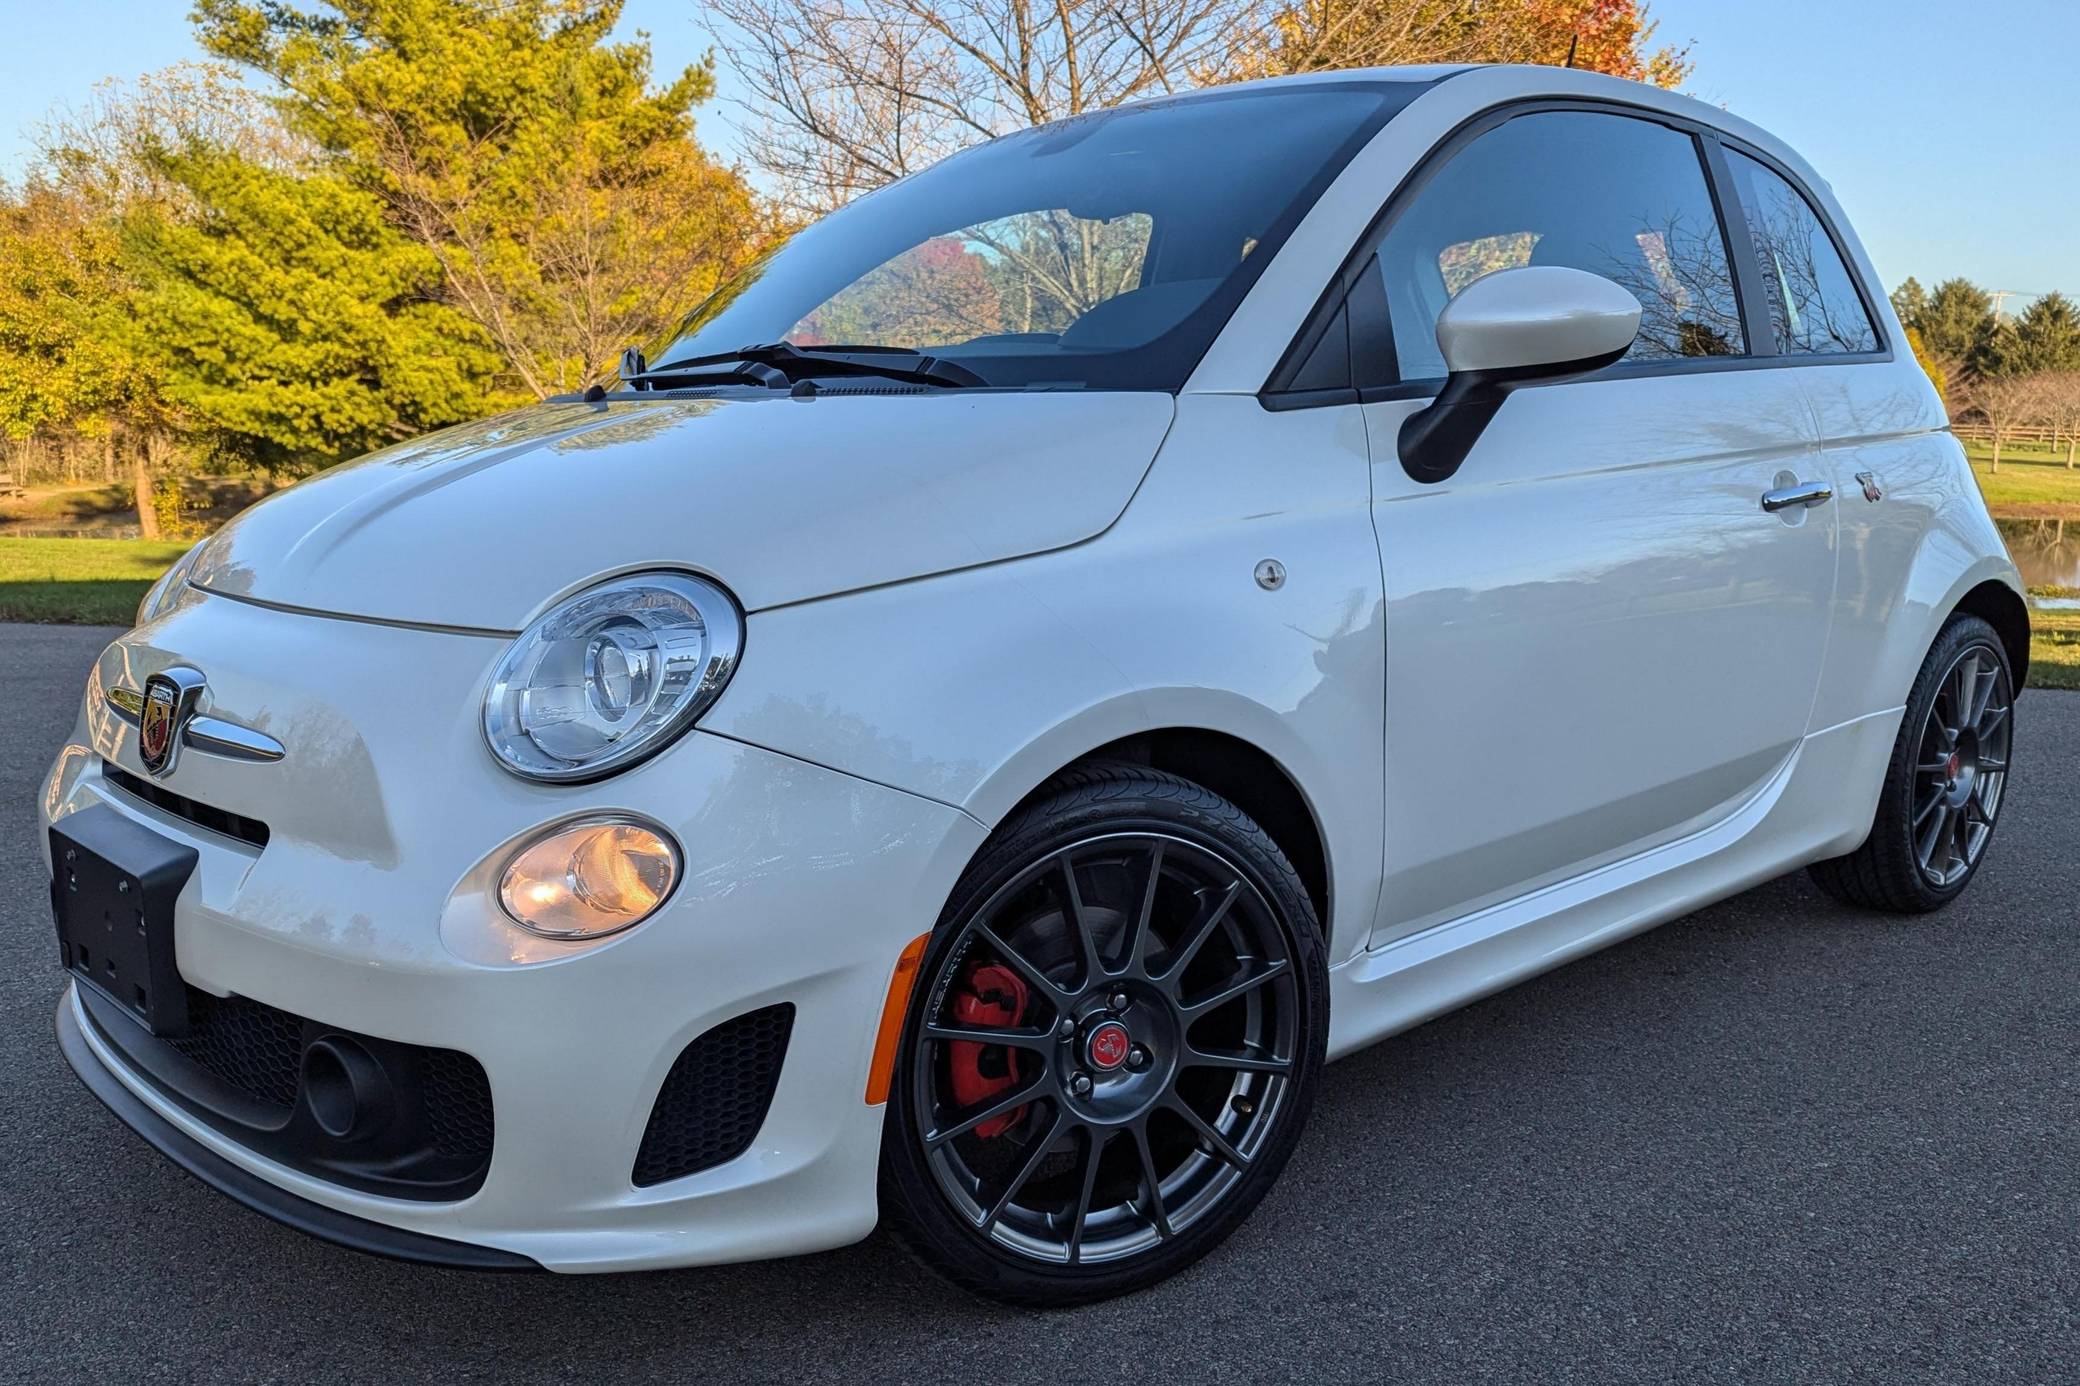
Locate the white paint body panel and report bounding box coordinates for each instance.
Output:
[38,65,2022,1272]
[1361,364,1839,939]
[188,393,1175,628]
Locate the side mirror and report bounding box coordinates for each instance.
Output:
[1397,266,1642,484]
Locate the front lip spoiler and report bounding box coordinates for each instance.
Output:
[54,988,539,1273]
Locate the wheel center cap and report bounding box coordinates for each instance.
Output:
[1084,1020,1132,1072]
[1946,751,1962,783]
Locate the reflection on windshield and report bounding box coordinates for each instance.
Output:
[794,212,1152,348]
[649,85,1419,391]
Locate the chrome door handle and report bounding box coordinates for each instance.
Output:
[1760,480,1833,512]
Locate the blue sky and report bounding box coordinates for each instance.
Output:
[2,0,2071,301]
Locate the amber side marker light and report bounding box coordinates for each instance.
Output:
[865,932,932,1105]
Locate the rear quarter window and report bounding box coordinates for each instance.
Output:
[1724,150,1879,355]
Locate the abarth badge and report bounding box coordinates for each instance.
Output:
[137,667,208,778]
[1856,470,1883,503]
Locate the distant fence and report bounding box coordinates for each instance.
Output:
[1951,422,2072,448]
[0,524,146,540]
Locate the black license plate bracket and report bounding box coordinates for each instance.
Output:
[50,805,197,1036]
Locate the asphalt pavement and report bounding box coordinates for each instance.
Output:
[2,622,2075,1384]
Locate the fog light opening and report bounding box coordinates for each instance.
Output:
[498,816,680,940]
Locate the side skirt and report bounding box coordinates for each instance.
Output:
[1323,706,1903,1061]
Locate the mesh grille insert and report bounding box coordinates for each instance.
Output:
[420,1046,498,1163]
[164,989,307,1110]
[632,1003,795,1187]
[94,983,498,1200]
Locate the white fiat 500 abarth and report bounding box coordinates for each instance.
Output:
[41,64,2025,1304]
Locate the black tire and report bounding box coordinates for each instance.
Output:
[1808,613,2016,913]
[879,762,1327,1306]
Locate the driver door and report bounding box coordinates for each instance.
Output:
[1351,107,1838,942]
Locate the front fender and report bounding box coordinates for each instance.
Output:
[697,394,1388,959]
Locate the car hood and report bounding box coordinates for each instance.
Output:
[190,392,1175,629]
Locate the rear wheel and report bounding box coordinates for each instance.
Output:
[1809,613,2015,912]
[879,764,1326,1305]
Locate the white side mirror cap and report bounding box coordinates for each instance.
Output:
[1435,266,1643,375]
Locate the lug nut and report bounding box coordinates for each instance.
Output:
[1127,1045,1151,1072]
[1108,990,1129,1012]
[1069,1073,1093,1096]
[1057,1016,1078,1039]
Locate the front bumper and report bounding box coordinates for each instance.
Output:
[55,988,537,1269]
[40,592,986,1271]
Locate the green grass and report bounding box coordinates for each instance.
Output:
[2029,607,2080,691]
[1964,444,2080,517]
[0,537,192,625]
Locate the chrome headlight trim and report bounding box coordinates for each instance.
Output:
[481,571,744,784]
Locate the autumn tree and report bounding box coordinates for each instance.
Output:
[0,65,276,533]
[195,0,773,397]
[711,0,1254,213]
[1904,324,1945,404]
[2041,372,2080,470]
[1969,372,2048,474]
[713,0,1690,213]
[0,177,170,528]
[1231,0,1690,85]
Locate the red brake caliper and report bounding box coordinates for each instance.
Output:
[948,962,1032,1139]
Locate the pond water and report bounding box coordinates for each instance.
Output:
[1997,517,2080,590]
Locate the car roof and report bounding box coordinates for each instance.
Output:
[1159,63,1816,192]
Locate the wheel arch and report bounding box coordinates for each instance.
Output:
[999,727,1333,936]
[1952,577,2030,690]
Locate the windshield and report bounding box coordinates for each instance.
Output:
[648,84,1420,391]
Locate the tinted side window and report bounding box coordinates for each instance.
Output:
[1725,150,1879,355]
[1379,111,1745,382]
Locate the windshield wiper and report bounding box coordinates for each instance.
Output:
[639,342,986,390]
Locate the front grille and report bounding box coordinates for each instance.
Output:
[633,1004,795,1186]
[101,761,270,848]
[79,983,495,1201]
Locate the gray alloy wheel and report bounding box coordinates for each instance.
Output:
[1908,642,2013,887]
[879,763,1326,1305]
[1809,613,2016,913]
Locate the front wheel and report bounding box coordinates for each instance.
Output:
[879,764,1327,1305]
[1809,613,2015,912]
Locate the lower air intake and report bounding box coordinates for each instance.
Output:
[632,1003,795,1187]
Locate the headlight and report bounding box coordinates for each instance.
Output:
[482,571,743,782]
[136,542,204,626]
[498,816,680,938]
